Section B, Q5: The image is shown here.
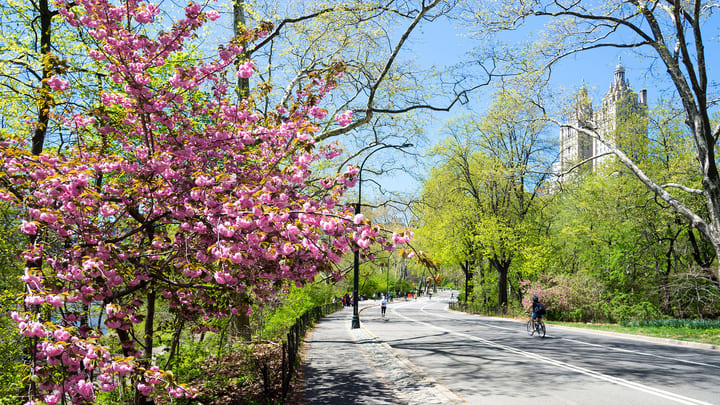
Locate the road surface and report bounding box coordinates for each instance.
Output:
[358,291,720,404]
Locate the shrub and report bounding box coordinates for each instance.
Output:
[520,272,606,322]
[0,291,28,404]
[602,294,661,323]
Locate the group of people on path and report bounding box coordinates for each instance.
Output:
[332,293,353,307]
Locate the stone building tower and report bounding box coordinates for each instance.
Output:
[557,64,648,175]
[558,86,594,173]
[592,63,648,169]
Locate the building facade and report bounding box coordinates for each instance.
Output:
[557,64,648,175]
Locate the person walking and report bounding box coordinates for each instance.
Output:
[380,295,388,318]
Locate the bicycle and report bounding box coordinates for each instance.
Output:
[526,316,546,338]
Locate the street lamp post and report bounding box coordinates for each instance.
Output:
[386,259,389,300]
[351,143,412,329]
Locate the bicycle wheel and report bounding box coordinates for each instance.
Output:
[537,321,546,338]
[526,320,534,336]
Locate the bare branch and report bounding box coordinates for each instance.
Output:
[315,0,443,142]
[555,119,710,237]
[661,183,704,195]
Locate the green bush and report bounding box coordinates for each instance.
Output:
[604,294,661,323]
[622,319,720,329]
[0,291,28,404]
[258,283,335,340]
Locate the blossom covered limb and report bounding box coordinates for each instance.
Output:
[1,0,410,402]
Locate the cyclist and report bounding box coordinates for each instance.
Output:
[530,296,546,334]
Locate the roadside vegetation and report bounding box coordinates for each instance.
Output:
[549,320,720,347]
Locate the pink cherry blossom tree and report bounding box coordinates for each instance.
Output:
[0,0,406,403]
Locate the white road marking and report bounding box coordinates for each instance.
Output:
[388,305,713,405]
[415,304,720,370]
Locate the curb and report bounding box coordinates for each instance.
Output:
[355,302,466,404]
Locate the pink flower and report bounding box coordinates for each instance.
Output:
[43,392,61,405]
[105,319,122,329]
[237,61,255,79]
[77,380,94,399]
[353,214,364,224]
[335,110,353,127]
[53,329,71,342]
[357,238,371,248]
[22,321,46,337]
[206,10,220,21]
[308,106,327,120]
[47,76,69,91]
[88,49,105,61]
[46,295,64,307]
[44,343,64,357]
[39,212,58,223]
[25,295,45,305]
[135,10,154,24]
[20,220,38,235]
[112,362,134,376]
[10,311,28,323]
[137,382,154,396]
[99,203,118,217]
[185,2,201,18]
[195,175,214,187]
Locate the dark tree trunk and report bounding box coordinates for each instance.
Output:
[462,260,473,305]
[489,256,511,311]
[33,0,53,155]
[134,289,156,405]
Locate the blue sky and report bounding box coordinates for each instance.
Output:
[188,2,719,200]
[372,9,720,197]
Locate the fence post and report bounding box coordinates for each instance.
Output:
[279,301,343,401]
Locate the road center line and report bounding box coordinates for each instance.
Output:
[417,305,720,370]
[390,306,712,405]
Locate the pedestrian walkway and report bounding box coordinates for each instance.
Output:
[302,305,396,404]
[302,301,464,405]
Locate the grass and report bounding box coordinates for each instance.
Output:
[548,321,720,346]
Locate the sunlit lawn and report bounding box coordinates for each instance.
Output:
[548,321,720,346]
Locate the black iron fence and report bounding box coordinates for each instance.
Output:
[257,301,342,403]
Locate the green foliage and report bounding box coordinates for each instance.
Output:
[0,204,23,291]
[622,319,720,329]
[604,294,661,323]
[0,291,28,404]
[257,283,335,340]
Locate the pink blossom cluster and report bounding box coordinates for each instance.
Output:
[1,0,409,403]
[335,110,353,127]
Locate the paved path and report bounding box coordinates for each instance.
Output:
[302,305,396,404]
[302,291,720,404]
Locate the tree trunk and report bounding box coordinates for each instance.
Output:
[497,267,508,312]
[230,292,252,339]
[134,289,156,405]
[233,0,250,99]
[33,0,52,155]
[462,260,473,305]
[489,256,511,311]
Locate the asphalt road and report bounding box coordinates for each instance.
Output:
[360,291,720,405]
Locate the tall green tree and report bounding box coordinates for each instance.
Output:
[419,87,554,309]
[416,162,481,303]
[472,0,720,284]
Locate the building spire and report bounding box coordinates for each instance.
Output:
[614,59,626,89]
